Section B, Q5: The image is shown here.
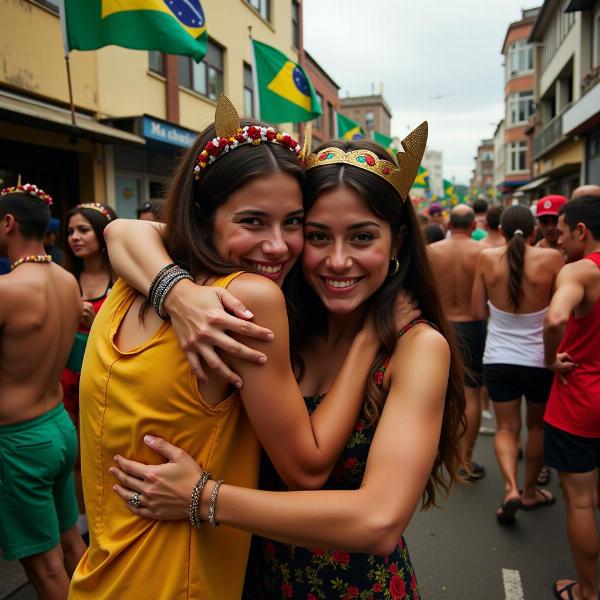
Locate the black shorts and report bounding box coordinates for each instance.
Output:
[484,364,554,403]
[452,320,486,388]
[544,422,600,473]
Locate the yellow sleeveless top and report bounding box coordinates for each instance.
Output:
[69,274,260,600]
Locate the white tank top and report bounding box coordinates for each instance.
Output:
[483,301,548,368]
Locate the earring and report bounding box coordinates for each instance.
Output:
[388,257,400,276]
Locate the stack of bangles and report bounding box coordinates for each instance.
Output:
[189,471,224,528]
[148,263,193,319]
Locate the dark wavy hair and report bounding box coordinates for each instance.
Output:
[63,203,117,280]
[500,205,535,310]
[161,121,304,278]
[286,140,466,508]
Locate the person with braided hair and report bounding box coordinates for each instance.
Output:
[472,204,564,524]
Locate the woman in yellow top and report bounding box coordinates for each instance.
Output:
[100,101,466,598]
[68,98,410,600]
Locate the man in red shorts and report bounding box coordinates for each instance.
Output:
[543,194,600,600]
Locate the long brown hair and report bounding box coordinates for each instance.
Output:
[500,205,535,310]
[287,140,466,508]
[161,121,304,278]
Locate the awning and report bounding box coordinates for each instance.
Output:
[516,176,550,192]
[0,91,145,146]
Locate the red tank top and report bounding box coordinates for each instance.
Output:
[545,253,600,437]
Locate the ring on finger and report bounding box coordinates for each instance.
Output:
[128,491,143,508]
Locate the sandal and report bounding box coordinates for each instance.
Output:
[552,579,577,599]
[521,488,556,512]
[537,465,551,486]
[496,497,521,525]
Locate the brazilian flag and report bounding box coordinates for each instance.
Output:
[412,165,430,189]
[62,0,207,62]
[252,40,321,123]
[373,132,397,157]
[337,113,364,141]
[443,179,455,198]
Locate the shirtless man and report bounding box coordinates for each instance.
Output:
[544,195,600,600]
[536,194,567,251]
[428,204,487,479]
[0,185,86,599]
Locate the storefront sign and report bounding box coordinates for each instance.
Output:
[142,117,196,148]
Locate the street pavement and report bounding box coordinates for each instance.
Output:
[0,415,587,599]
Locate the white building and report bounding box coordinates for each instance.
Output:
[421,149,444,197]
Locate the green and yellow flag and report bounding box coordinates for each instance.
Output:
[443,179,455,198]
[337,113,364,141]
[412,165,430,189]
[252,40,322,123]
[373,132,397,157]
[62,0,207,61]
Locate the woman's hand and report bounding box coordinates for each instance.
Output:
[164,279,274,386]
[110,435,203,521]
[81,301,96,329]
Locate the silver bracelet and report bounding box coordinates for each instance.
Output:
[156,271,193,318]
[207,480,224,527]
[189,471,211,528]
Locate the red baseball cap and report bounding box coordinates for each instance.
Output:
[536,195,567,217]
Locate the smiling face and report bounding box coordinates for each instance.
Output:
[67,213,101,259]
[211,171,304,286]
[302,185,396,315]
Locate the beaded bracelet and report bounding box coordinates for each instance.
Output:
[189,471,211,528]
[207,480,224,527]
[148,263,178,305]
[156,271,194,319]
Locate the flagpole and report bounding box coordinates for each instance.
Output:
[248,26,260,120]
[58,0,77,130]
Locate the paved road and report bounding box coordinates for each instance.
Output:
[407,423,575,600]
[0,420,581,599]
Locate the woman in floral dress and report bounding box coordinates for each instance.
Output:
[109,137,466,599]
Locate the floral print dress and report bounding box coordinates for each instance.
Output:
[243,322,430,600]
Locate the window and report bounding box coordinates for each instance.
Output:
[507,141,528,172]
[595,13,600,67]
[247,0,271,22]
[313,93,323,129]
[507,40,533,77]
[291,0,300,49]
[508,91,534,126]
[243,63,255,118]
[179,40,224,100]
[148,51,165,76]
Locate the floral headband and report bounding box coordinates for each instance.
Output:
[193,94,307,180]
[76,203,113,221]
[1,183,53,206]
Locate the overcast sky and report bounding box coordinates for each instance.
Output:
[303,0,539,185]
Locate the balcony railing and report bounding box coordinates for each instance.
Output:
[532,107,569,159]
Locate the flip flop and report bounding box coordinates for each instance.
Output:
[552,579,577,599]
[496,497,521,525]
[521,488,556,512]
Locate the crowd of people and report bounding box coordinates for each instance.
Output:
[0,95,599,600]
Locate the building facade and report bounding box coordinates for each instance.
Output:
[1,0,304,220]
[339,94,392,139]
[499,7,540,200]
[561,0,600,185]
[304,50,340,147]
[470,139,495,196]
[528,0,588,197]
[421,149,444,198]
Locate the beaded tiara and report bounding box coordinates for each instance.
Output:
[193,94,307,179]
[76,203,113,221]
[305,122,428,201]
[0,183,53,206]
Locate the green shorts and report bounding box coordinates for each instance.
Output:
[0,403,79,560]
